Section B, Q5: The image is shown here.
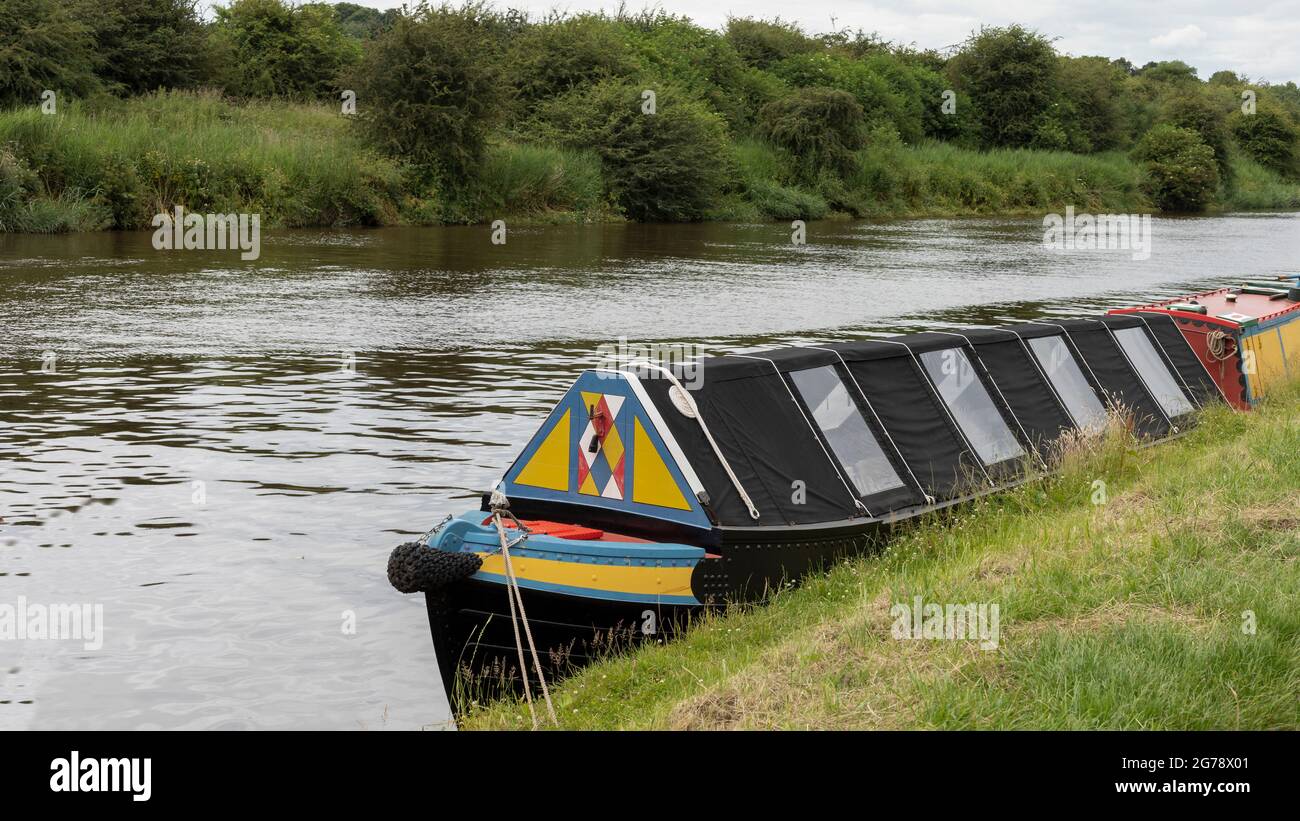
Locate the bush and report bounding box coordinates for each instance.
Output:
[1230,103,1300,180]
[531,81,730,221]
[0,0,99,108]
[949,25,1059,149]
[1056,56,1126,152]
[1132,124,1220,211]
[770,54,914,139]
[1159,87,1234,180]
[210,0,360,99]
[84,0,210,95]
[724,18,816,69]
[757,87,866,183]
[504,14,638,113]
[621,14,760,132]
[343,5,505,185]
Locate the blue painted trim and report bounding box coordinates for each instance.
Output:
[429,512,706,562]
[500,370,712,530]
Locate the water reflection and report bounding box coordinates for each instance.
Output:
[1,214,1296,729]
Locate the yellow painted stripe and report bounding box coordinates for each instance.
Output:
[476,552,695,597]
[1244,331,1288,399]
[631,417,692,510]
[515,409,570,491]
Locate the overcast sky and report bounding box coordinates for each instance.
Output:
[299,0,1300,84]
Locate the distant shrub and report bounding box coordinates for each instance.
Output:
[210,0,360,99]
[757,87,866,183]
[621,15,763,132]
[343,5,504,185]
[1132,124,1220,211]
[88,0,210,96]
[531,81,730,221]
[0,0,99,108]
[1056,55,1127,152]
[504,14,637,113]
[948,25,1059,149]
[1230,103,1300,180]
[1159,89,1233,180]
[724,18,816,69]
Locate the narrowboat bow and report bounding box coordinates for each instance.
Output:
[388,279,1300,712]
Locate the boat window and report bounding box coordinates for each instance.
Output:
[1027,336,1107,432]
[1112,327,1195,418]
[919,348,1026,466]
[788,366,907,497]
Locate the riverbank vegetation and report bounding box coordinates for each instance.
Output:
[3,0,1300,232]
[460,379,1300,729]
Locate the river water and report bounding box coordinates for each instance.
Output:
[2,214,1297,729]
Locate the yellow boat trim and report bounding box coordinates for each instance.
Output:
[475,552,695,598]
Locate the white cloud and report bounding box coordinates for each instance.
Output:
[1149,24,1208,50]
[292,1,1300,83]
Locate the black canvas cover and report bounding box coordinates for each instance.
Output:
[827,341,986,501]
[642,355,863,527]
[1055,319,1170,438]
[1129,312,1223,406]
[961,328,1075,452]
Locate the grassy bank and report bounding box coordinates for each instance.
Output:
[4,91,1300,233]
[462,382,1300,730]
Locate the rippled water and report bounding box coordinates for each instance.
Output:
[2,214,1297,729]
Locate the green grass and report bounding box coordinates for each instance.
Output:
[0,90,409,229]
[3,91,1299,233]
[461,381,1300,730]
[849,140,1148,216]
[1224,154,1300,210]
[469,141,609,222]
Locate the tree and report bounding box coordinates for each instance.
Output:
[1231,101,1300,179]
[1160,89,1231,180]
[210,0,360,99]
[342,4,504,184]
[1139,61,1199,84]
[0,0,98,108]
[724,18,817,69]
[758,87,866,183]
[334,2,400,39]
[1132,124,1219,211]
[84,0,209,95]
[948,25,1059,149]
[1056,55,1125,152]
[504,14,638,112]
[531,80,730,221]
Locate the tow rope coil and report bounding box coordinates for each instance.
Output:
[1206,329,1236,363]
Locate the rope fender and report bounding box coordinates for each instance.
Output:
[386,542,482,594]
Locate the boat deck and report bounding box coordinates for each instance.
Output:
[1125,284,1300,327]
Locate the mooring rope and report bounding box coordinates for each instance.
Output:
[489,492,558,728]
[1206,329,1236,362]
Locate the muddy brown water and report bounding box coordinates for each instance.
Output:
[1,214,1296,729]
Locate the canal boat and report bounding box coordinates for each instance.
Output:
[388,281,1300,713]
[1108,274,1300,410]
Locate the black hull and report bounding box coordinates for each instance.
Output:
[430,519,894,714]
[428,579,702,709]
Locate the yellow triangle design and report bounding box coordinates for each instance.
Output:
[515,409,570,491]
[632,418,691,510]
